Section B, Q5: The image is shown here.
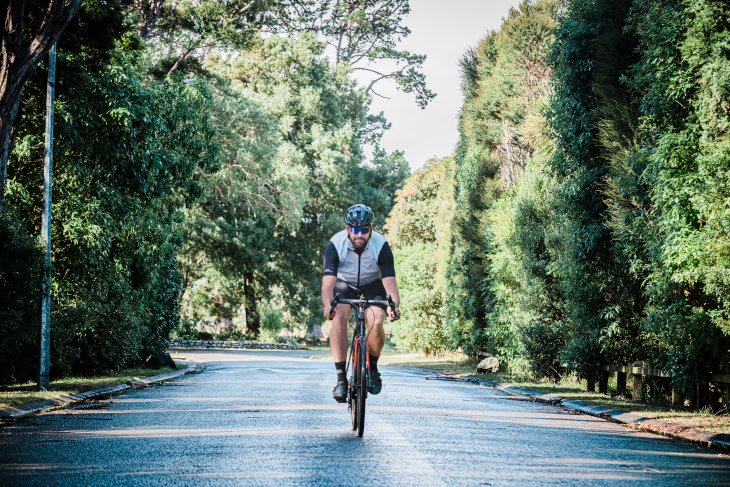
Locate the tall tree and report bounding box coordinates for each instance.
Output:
[181,33,408,334]
[264,0,434,108]
[0,0,84,215]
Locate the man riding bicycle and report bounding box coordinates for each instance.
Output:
[322,204,402,403]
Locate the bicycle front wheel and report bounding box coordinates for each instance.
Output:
[356,339,367,437]
[350,344,358,431]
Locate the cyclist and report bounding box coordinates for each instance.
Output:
[322,204,401,403]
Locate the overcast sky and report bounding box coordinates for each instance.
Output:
[350,0,523,171]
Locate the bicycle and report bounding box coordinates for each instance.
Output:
[328,292,397,437]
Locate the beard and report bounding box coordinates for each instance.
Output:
[349,232,370,249]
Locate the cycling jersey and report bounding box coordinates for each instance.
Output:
[322,230,395,286]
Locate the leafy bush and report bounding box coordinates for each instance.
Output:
[391,244,447,354]
[0,210,45,384]
[257,306,286,343]
[6,50,217,377]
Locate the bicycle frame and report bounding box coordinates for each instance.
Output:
[328,292,396,436]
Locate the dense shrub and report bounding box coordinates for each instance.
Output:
[0,210,45,384]
[391,244,447,354]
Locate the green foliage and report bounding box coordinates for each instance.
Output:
[1,0,414,381]
[385,158,453,354]
[181,32,408,336]
[265,0,435,108]
[141,0,264,78]
[6,44,217,376]
[543,0,650,381]
[385,157,445,247]
[445,0,558,357]
[487,161,566,378]
[258,306,287,343]
[622,0,730,390]
[465,0,730,389]
[391,243,447,354]
[0,210,46,384]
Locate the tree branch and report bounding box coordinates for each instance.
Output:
[166,36,204,77]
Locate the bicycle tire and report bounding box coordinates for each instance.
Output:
[357,339,367,437]
[350,340,358,431]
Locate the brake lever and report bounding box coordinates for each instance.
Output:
[328,292,340,320]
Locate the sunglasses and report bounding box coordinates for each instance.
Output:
[350,226,371,235]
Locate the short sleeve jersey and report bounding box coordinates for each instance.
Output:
[322,230,395,286]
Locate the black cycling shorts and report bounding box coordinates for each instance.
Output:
[334,279,388,311]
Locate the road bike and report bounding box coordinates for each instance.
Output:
[329,292,397,437]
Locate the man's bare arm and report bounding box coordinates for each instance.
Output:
[382,276,401,321]
[322,275,337,318]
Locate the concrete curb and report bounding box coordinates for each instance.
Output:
[169,340,308,351]
[399,365,730,452]
[0,361,198,422]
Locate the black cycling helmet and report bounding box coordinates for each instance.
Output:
[344,204,375,227]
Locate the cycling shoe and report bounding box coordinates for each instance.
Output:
[368,370,382,395]
[333,380,348,403]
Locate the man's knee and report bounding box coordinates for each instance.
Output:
[332,305,350,327]
[367,308,386,331]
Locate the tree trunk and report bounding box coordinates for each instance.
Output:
[137,0,165,40]
[0,71,25,216]
[0,0,84,216]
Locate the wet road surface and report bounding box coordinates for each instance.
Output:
[1,349,729,486]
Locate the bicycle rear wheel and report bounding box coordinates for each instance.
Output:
[356,339,367,437]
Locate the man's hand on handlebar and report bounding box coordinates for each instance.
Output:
[325,293,340,320]
[324,305,334,320]
[386,295,401,322]
[387,305,401,322]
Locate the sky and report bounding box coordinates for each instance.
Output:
[351,0,523,171]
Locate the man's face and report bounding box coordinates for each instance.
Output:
[347,225,371,249]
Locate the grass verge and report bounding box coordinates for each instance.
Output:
[384,353,730,435]
[0,364,186,409]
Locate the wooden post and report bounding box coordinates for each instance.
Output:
[587,377,595,392]
[725,384,729,409]
[632,373,644,401]
[672,387,681,407]
[616,371,627,394]
[37,43,56,391]
[697,382,710,409]
[690,385,698,410]
[599,371,610,395]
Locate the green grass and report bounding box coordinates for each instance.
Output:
[0,364,185,409]
[385,353,730,435]
[304,346,332,352]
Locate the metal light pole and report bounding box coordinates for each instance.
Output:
[38,43,56,391]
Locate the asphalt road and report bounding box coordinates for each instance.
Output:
[1,349,729,486]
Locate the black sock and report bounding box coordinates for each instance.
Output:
[369,354,379,373]
[335,362,347,383]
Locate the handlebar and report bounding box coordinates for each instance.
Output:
[327,292,399,321]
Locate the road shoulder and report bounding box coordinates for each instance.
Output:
[396,365,730,452]
[0,361,198,422]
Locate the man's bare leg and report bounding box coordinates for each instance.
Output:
[365,307,386,357]
[330,303,351,362]
[364,307,386,394]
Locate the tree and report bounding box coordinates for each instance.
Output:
[385,157,444,247]
[622,0,730,396]
[152,0,264,77]
[444,0,558,357]
[0,0,84,216]
[385,157,453,354]
[180,33,409,334]
[264,0,434,108]
[5,36,219,377]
